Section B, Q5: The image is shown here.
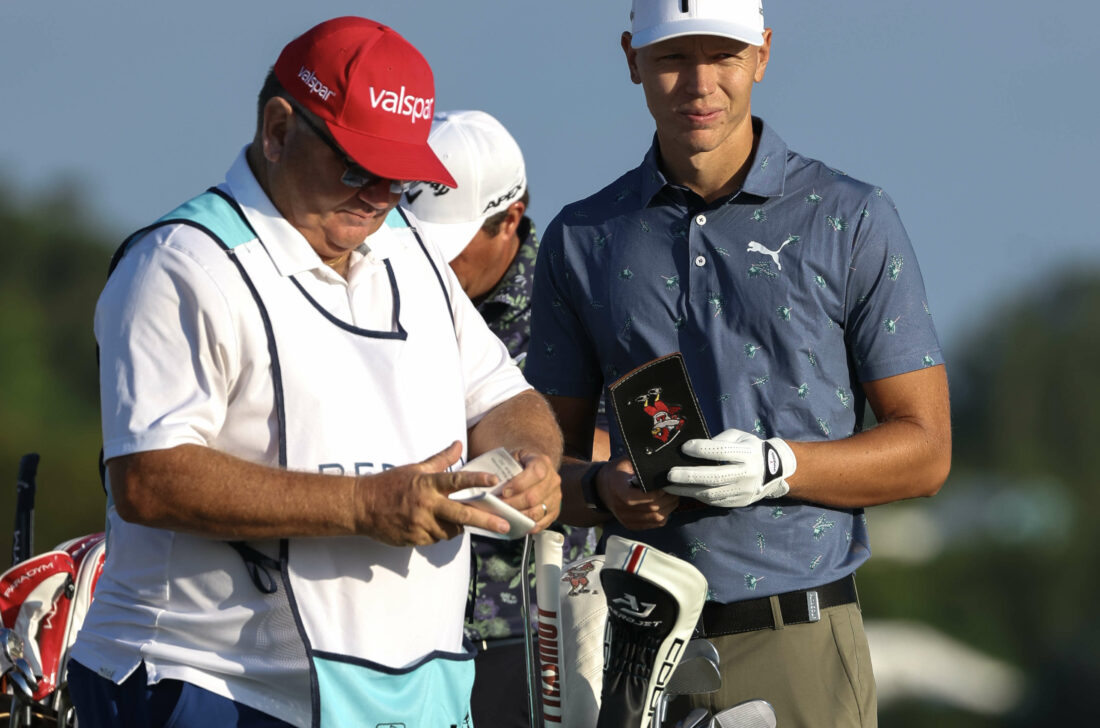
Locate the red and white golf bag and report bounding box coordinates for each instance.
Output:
[534,532,707,728]
[1,532,105,708]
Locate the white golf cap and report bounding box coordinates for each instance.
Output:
[629,0,765,48]
[401,110,527,262]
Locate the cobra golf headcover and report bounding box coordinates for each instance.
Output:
[596,535,708,728]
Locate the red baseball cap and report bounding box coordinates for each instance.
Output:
[273,17,456,188]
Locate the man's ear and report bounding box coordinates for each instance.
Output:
[260,97,294,162]
[754,28,773,83]
[622,32,642,85]
[498,200,526,240]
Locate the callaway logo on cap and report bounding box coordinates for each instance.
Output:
[273,16,455,188]
[629,0,765,48]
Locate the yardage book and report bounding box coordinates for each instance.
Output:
[450,447,535,540]
[608,352,711,492]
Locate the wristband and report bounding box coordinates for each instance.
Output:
[580,462,609,514]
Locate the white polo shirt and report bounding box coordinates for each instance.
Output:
[72,147,531,727]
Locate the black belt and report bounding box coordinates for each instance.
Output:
[695,575,858,638]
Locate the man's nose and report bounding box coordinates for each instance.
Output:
[682,62,717,97]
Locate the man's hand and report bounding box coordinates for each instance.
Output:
[601,456,679,530]
[665,428,796,508]
[496,449,562,533]
[355,441,513,546]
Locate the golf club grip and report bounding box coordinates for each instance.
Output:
[534,530,565,725]
[13,453,39,566]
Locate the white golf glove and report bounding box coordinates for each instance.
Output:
[665,428,796,508]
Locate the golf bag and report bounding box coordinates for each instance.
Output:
[535,533,707,728]
[3,453,107,727]
[1,532,105,723]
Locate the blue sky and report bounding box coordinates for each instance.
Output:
[3,0,1098,347]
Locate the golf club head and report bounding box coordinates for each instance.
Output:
[6,664,35,699]
[656,653,721,728]
[14,656,37,687]
[681,638,720,666]
[1,627,25,663]
[664,654,722,696]
[712,699,777,728]
[678,707,713,728]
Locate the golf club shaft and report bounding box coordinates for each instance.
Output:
[12,454,39,566]
[520,535,539,728]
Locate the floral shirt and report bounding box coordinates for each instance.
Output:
[471,217,537,367]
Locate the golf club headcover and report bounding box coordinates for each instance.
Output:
[1,549,76,700]
[556,552,609,726]
[57,532,107,692]
[596,536,708,728]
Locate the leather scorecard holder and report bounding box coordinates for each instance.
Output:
[608,353,711,493]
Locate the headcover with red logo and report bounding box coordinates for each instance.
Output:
[273,16,456,188]
[535,532,610,728]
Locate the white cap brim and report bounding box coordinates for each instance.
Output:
[412,215,487,262]
[631,19,764,48]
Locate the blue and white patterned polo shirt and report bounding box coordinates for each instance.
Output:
[526,118,943,602]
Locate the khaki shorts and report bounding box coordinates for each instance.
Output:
[668,601,877,728]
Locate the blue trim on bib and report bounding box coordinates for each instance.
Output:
[312,651,474,727]
[311,642,477,674]
[287,260,408,340]
[398,207,456,334]
[383,207,408,229]
[280,540,322,727]
[155,189,256,249]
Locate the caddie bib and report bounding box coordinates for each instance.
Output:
[117,188,477,727]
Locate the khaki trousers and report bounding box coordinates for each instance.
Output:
[667,601,877,728]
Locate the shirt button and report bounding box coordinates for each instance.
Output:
[695,214,707,226]
[694,255,706,267]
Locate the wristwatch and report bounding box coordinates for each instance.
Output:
[580,462,610,514]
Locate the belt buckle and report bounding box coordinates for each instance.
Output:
[806,590,820,623]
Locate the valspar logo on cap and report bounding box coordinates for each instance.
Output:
[369,86,434,124]
[297,66,336,100]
